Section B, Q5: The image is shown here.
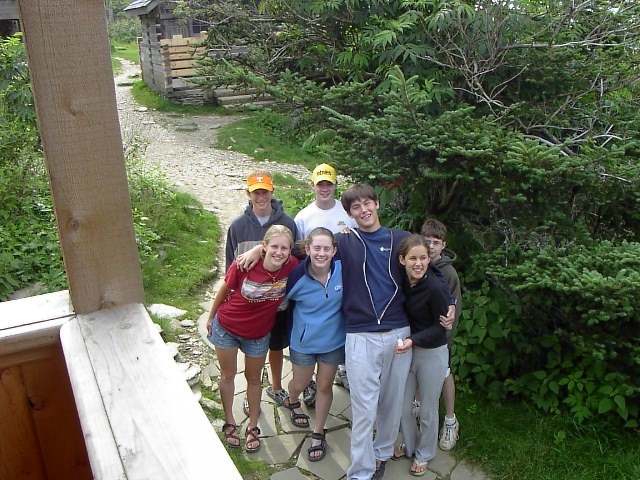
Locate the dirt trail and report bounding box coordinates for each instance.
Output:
[113,60,310,288]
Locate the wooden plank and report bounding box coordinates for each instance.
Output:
[172,68,198,77]
[17,0,144,314]
[0,345,57,370]
[22,346,92,479]
[59,319,127,480]
[0,290,73,329]
[169,59,200,69]
[0,366,47,480]
[169,51,205,61]
[160,35,206,47]
[0,318,67,358]
[168,45,206,54]
[69,304,242,479]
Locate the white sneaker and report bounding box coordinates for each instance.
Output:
[439,419,459,451]
[334,365,349,390]
[411,400,421,418]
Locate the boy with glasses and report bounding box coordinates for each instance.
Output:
[421,219,462,451]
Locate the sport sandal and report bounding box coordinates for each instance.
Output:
[222,423,240,448]
[283,396,310,428]
[307,431,327,462]
[266,386,288,405]
[245,426,261,453]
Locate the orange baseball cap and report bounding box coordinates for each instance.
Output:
[247,174,274,192]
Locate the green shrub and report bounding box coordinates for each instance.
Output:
[0,152,67,300]
[108,18,141,45]
[455,240,640,427]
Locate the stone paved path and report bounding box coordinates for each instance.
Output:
[196,297,489,480]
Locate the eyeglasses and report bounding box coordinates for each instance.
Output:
[424,239,443,247]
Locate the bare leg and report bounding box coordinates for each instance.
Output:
[268,349,284,391]
[442,374,455,418]
[215,346,238,425]
[310,363,338,458]
[245,354,267,449]
[287,364,314,426]
[289,364,315,403]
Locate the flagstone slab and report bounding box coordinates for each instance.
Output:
[271,467,311,480]
[296,428,350,480]
[251,433,307,464]
[430,449,457,477]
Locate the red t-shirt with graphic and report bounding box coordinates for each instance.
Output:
[217,257,299,339]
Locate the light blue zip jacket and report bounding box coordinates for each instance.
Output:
[284,258,346,354]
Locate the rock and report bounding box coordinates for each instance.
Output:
[147,304,187,319]
[199,397,221,411]
[8,283,47,300]
[176,362,202,386]
[180,319,195,328]
[165,342,180,359]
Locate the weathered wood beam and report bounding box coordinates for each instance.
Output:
[17,0,144,313]
[60,304,242,480]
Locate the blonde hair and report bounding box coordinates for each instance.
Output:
[262,225,294,248]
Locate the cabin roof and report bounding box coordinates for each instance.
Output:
[0,0,18,20]
[124,0,159,17]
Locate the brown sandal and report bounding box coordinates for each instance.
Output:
[222,423,240,448]
[245,426,261,453]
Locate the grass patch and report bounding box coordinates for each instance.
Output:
[138,190,221,314]
[215,113,324,171]
[111,42,140,75]
[270,172,314,217]
[226,448,277,479]
[456,389,640,480]
[131,80,231,116]
[112,41,140,65]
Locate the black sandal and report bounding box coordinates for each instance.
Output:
[308,431,326,462]
[283,397,310,428]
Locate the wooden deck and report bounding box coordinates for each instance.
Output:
[1,292,242,479]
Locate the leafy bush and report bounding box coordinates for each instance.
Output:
[108,18,141,45]
[0,33,39,161]
[0,155,66,299]
[455,241,640,427]
[0,34,64,300]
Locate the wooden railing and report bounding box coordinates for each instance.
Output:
[0,292,242,480]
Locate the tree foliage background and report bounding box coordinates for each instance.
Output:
[189,0,640,427]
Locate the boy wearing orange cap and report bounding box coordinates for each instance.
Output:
[225,169,298,410]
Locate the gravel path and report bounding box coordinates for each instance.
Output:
[113,60,310,282]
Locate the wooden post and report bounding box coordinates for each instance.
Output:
[17,0,144,314]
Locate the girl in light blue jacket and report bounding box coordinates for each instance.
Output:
[283,227,345,462]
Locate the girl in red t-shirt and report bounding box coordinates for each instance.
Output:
[207,225,298,453]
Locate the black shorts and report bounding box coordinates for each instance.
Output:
[269,309,289,351]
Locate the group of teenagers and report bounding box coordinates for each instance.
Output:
[206,164,462,480]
